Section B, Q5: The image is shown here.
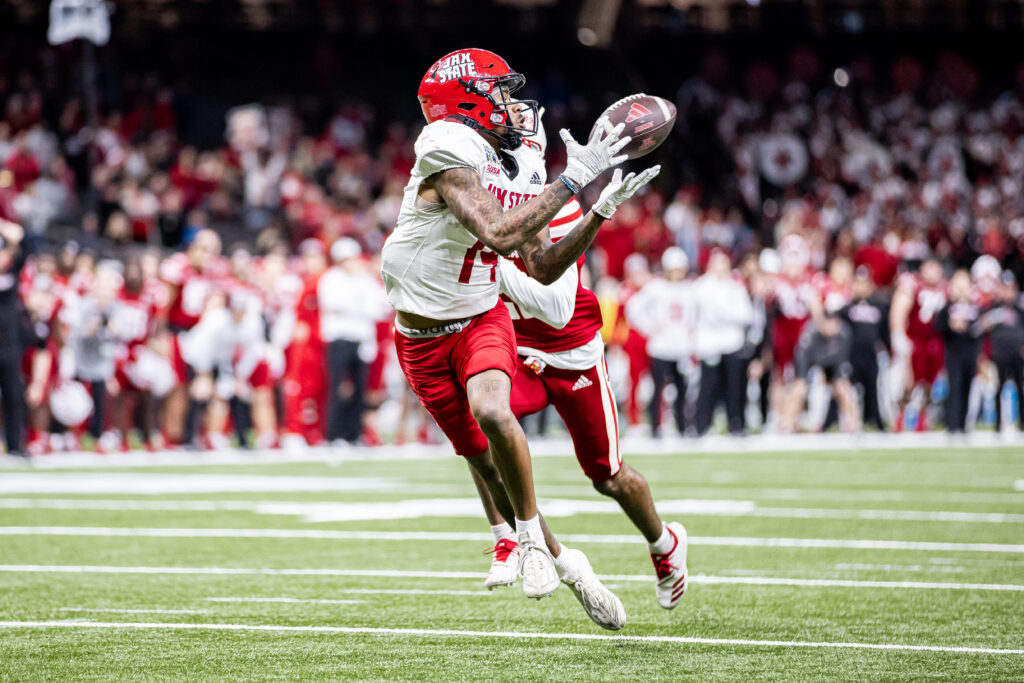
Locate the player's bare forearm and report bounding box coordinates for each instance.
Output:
[434,167,573,256]
[519,211,605,285]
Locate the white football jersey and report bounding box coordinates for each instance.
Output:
[483,141,546,212]
[382,120,510,320]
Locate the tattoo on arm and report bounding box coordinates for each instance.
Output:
[434,166,573,257]
[518,211,606,285]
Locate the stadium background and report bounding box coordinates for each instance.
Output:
[2,0,1023,452]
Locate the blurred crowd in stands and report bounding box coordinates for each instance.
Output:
[0,46,1023,456]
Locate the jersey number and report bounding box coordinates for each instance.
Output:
[458,240,498,284]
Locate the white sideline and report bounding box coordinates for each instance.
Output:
[2,497,1022,524]
[0,620,1020,656]
[3,526,1022,553]
[1,431,1021,470]
[3,565,1023,592]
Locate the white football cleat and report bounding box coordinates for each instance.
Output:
[650,522,688,609]
[518,531,559,599]
[483,538,520,590]
[557,548,627,631]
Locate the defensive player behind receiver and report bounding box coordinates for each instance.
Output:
[381,49,657,629]
[468,117,687,609]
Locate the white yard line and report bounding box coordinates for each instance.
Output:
[678,576,1024,591]
[2,526,1022,553]
[209,592,477,601]
[205,597,365,604]
[3,565,1023,592]
[0,495,752,522]
[2,498,1021,524]
[552,488,1024,505]
[0,620,1020,656]
[0,564,482,578]
[0,474,398,495]
[57,608,209,615]
[745,508,1024,524]
[0,499,259,511]
[833,563,967,574]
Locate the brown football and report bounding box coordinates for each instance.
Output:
[591,93,676,160]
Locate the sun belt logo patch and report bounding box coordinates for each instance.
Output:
[625,103,652,123]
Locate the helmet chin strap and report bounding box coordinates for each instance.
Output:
[444,114,522,151]
[485,127,523,151]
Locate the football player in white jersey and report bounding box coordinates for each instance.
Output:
[381,48,657,630]
[468,112,687,611]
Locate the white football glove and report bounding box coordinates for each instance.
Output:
[560,116,630,189]
[593,165,661,219]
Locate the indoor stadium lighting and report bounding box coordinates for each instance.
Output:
[577,27,598,45]
[577,0,622,48]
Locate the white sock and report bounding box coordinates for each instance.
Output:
[515,515,543,544]
[553,546,575,574]
[490,522,515,544]
[648,524,674,555]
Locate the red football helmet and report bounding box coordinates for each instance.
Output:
[417,48,538,150]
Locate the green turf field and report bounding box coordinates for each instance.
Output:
[1,444,1022,681]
